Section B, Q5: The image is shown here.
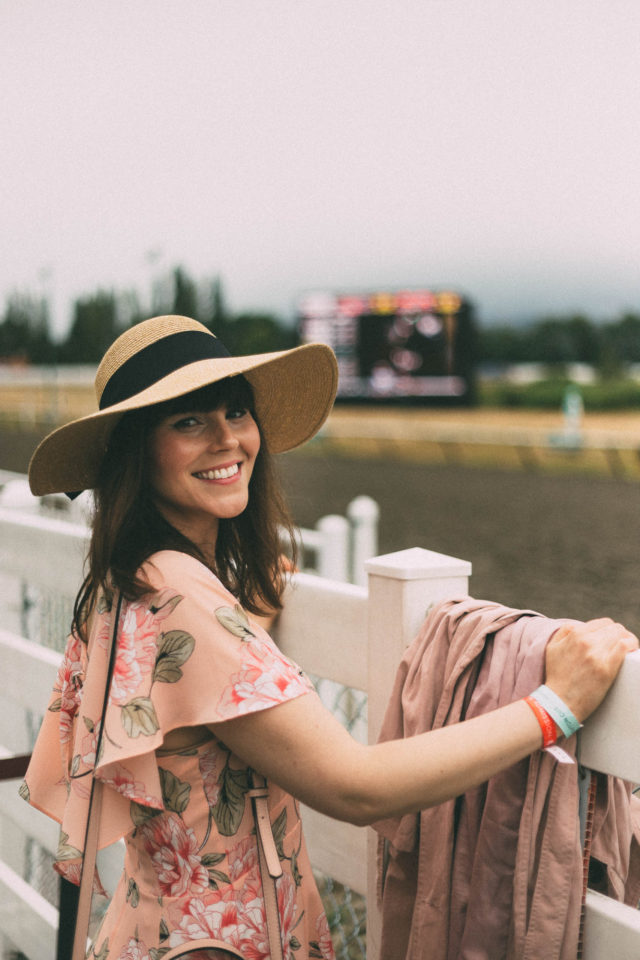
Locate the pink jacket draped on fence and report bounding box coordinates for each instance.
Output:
[373,596,640,960]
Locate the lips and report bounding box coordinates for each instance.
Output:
[193,463,240,481]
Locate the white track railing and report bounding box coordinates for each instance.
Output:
[0,513,638,959]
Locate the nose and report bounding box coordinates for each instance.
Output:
[206,412,239,451]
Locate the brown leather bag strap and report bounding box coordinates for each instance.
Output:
[161,941,244,959]
[248,772,284,960]
[72,591,123,960]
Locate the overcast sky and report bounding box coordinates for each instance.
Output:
[2,0,640,335]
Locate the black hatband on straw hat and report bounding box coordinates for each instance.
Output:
[99,331,232,409]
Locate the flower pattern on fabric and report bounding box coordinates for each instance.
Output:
[226,835,259,882]
[315,914,335,960]
[116,936,151,960]
[198,745,220,809]
[141,812,210,898]
[101,764,157,806]
[216,625,311,718]
[99,588,184,705]
[49,630,85,745]
[168,870,299,960]
[22,551,334,960]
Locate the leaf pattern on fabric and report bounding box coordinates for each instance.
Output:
[213,762,251,837]
[130,801,162,827]
[126,877,140,908]
[153,631,195,683]
[271,807,288,861]
[201,852,231,889]
[159,768,191,815]
[148,950,169,960]
[148,593,183,618]
[215,604,255,639]
[56,830,82,861]
[291,848,302,887]
[93,937,109,960]
[97,588,113,614]
[121,697,160,738]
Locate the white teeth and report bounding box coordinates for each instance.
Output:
[197,464,239,480]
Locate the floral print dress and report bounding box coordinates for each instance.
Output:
[22,550,336,960]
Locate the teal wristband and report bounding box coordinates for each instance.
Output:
[529,685,583,739]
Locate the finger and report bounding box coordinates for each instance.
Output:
[581,625,634,675]
[612,624,638,652]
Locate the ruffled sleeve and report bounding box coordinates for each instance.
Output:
[22,550,313,880]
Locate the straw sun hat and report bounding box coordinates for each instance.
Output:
[28,315,338,496]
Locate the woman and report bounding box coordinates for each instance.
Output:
[22,315,637,960]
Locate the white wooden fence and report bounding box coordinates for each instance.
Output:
[0,509,638,959]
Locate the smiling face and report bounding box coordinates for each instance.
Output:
[146,379,261,556]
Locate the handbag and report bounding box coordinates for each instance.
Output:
[72,592,285,960]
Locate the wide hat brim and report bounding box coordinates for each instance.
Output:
[28,343,338,496]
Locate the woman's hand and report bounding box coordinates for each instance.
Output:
[544,618,638,723]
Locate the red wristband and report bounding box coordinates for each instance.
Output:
[524,696,557,748]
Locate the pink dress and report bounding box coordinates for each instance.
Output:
[22,550,336,960]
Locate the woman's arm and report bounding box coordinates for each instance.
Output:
[209,618,637,827]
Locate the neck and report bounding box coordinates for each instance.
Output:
[153,502,219,566]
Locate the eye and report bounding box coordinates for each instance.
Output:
[226,406,249,421]
[170,415,201,431]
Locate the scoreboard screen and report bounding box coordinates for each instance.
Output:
[297,289,476,403]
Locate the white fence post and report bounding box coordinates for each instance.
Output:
[315,514,350,582]
[347,495,379,587]
[364,547,472,960]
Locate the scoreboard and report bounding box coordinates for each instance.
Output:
[297,288,476,403]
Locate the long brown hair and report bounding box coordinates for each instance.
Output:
[72,376,297,639]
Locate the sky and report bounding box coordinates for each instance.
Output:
[2,0,640,336]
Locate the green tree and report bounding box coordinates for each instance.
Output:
[200,275,231,340]
[172,266,199,319]
[223,313,297,356]
[0,292,53,363]
[607,313,640,365]
[61,290,123,363]
[564,315,601,364]
[477,325,530,365]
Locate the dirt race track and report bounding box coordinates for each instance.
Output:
[3,419,640,636]
[280,450,640,636]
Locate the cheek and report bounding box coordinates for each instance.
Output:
[246,423,261,464]
[147,431,182,488]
